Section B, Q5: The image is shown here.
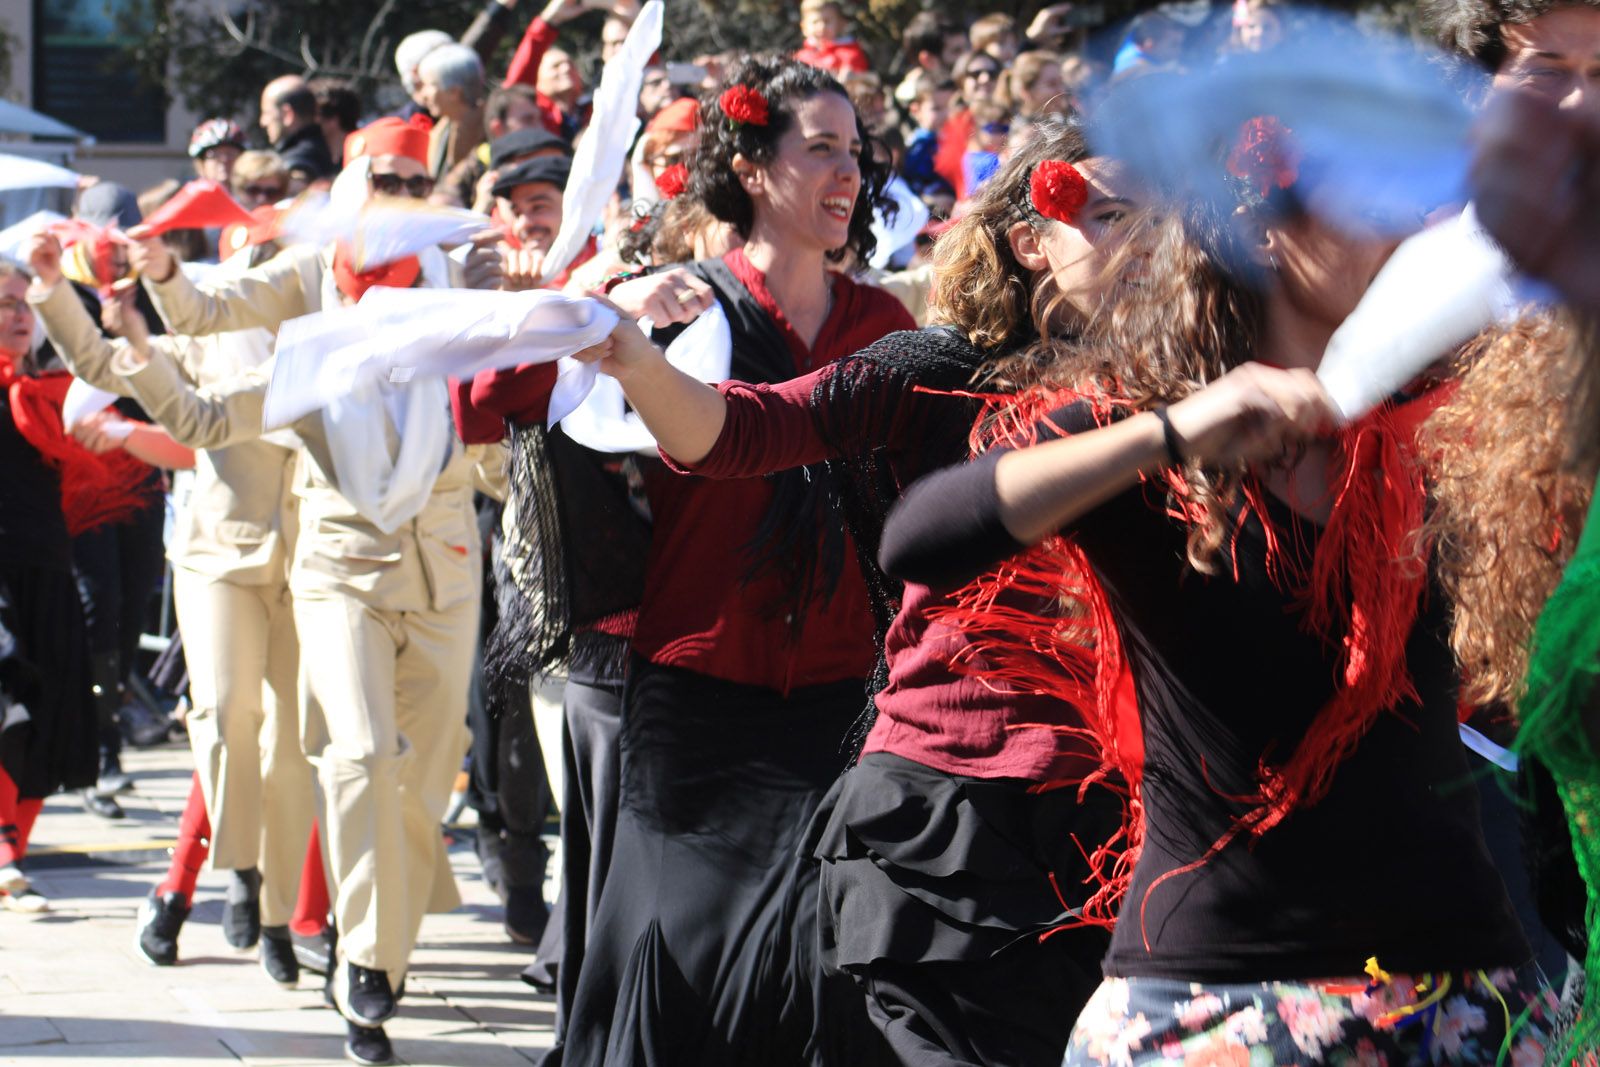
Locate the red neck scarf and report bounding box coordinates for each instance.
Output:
[331,245,421,303]
[1,361,153,536]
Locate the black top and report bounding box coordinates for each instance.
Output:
[880,403,1530,981]
[274,124,337,181]
[0,389,71,572]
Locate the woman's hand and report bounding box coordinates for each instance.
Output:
[1165,363,1337,468]
[606,269,715,326]
[571,316,665,382]
[71,408,130,454]
[26,231,63,288]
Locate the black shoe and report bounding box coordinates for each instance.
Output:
[94,770,134,796]
[292,926,333,976]
[344,1021,395,1066]
[504,886,549,946]
[334,961,397,1026]
[80,788,125,820]
[119,699,171,748]
[222,868,261,949]
[136,890,190,966]
[260,925,299,987]
[520,960,556,992]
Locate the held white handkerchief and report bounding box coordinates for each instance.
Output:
[62,378,118,430]
[1318,207,1518,422]
[264,286,621,430]
[559,303,733,453]
[541,0,664,281]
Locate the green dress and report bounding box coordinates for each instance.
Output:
[1520,472,1600,1061]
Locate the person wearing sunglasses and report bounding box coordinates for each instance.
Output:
[932,51,1008,199]
[121,114,505,1067]
[229,150,290,210]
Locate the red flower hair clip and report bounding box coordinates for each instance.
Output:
[655,163,688,200]
[1226,116,1299,201]
[719,85,770,128]
[1029,160,1089,225]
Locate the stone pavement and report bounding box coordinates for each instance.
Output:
[0,743,559,1066]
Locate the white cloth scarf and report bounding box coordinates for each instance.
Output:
[312,242,456,534]
[558,303,732,453]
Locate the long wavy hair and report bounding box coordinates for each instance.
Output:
[691,55,891,266]
[927,119,1090,354]
[1424,311,1596,708]
[991,202,1269,569]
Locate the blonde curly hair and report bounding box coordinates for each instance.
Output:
[1424,311,1596,708]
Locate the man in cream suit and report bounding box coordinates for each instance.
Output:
[119,115,506,1067]
[27,231,312,984]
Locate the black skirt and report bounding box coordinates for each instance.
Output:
[0,563,97,798]
[558,656,881,1067]
[809,752,1119,1067]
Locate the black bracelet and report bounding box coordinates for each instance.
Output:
[1151,405,1185,467]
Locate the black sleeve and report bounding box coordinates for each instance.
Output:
[461,0,514,65]
[879,449,1022,587]
[878,400,1102,588]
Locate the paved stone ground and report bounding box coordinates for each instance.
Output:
[0,743,559,1066]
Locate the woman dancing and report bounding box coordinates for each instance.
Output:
[874,125,1551,1063]
[567,122,1144,1066]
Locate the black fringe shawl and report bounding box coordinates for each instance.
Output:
[806,325,995,756]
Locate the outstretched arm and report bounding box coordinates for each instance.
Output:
[880,363,1336,587]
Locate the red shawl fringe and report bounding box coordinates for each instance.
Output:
[5,367,154,536]
[927,383,1452,944]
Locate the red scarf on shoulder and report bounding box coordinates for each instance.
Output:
[2,361,154,536]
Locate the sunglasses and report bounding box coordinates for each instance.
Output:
[981,122,1011,135]
[966,68,999,81]
[370,172,435,198]
[240,183,286,201]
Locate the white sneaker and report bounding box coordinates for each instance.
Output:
[0,865,27,896]
[1,884,48,913]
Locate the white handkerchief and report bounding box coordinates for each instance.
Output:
[1318,207,1517,421]
[560,303,732,453]
[62,378,118,430]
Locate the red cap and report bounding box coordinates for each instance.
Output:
[344,115,433,168]
[645,97,699,135]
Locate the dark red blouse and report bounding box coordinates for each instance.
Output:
[674,322,1100,781]
[632,249,914,693]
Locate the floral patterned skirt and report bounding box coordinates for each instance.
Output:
[1063,968,1564,1066]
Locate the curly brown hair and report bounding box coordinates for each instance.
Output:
[1424,311,1595,708]
[990,203,1268,570]
[691,55,890,266]
[927,120,1090,353]
[1421,0,1600,70]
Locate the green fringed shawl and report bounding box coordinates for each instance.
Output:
[1520,470,1600,1063]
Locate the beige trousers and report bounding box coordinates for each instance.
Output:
[174,568,314,928]
[294,591,475,980]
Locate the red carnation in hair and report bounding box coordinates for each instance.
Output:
[1227,116,1299,200]
[1030,160,1089,225]
[655,163,688,200]
[719,85,770,127]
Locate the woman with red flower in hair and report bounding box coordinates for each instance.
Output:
[543,117,1147,1064]
[874,114,1556,1063]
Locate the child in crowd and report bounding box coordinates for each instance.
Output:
[795,0,870,74]
[903,80,954,192]
[963,99,1010,194]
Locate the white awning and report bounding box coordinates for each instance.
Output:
[0,99,91,142]
[0,154,80,192]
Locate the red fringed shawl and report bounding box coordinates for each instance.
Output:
[2,363,155,536]
[926,382,1453,941]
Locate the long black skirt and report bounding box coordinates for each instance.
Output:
[0,563,97,798]
[558,656,888,1067]
[810,752,1120,1067]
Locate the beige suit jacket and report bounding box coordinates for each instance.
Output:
[111,342,505,616]
[29,280,299,586]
